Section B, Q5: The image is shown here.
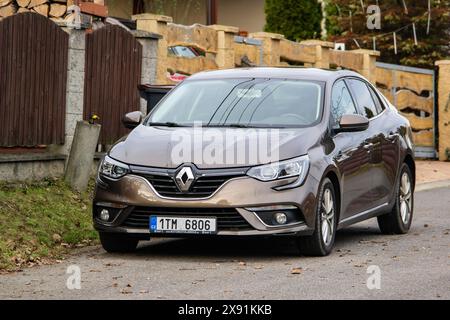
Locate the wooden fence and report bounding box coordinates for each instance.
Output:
[131,13,447,158]
[375,63,435,152]
[1,12,449,160]
[0,12,68,147]
[83,24,143,145]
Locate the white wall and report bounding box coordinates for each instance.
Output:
[217,0,266,33]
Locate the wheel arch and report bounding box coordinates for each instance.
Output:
[403,153,416,188]
[323,168,341,223]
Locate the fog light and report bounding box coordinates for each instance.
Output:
[274,212,287,225]
[100,209,110,222]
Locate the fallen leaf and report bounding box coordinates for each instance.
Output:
[291,267,303,274]
[120,288,132,294]
[52,234,62,243]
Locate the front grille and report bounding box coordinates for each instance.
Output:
[139,173,244,198]
[123,207,252,231]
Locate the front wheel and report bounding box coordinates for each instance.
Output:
[297,178,337,256]
[377,163,414,234]
[99,232,139,253]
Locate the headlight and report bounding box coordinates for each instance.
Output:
[99,155,130,179]
[247,155,309,189]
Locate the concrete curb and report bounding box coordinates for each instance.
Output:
[416,179,450,192]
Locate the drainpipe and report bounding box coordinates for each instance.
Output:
[207,0,218,25]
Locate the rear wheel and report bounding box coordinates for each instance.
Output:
[99,232,139,253]
[297,178,337,256]
[377,163,414,234]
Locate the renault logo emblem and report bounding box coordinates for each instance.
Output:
[175,166,195,192]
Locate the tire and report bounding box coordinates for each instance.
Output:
[99,232,139,253]
[297,178,337,256]
[377,163,414,235]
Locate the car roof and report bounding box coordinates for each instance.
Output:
[187,67,362,83]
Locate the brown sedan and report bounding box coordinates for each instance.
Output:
[93,68,415,256]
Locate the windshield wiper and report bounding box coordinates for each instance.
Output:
[147,122,188,127]
[226,124,252,128]
[206,123,255,128]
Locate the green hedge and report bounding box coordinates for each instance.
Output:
[264,0,322,41]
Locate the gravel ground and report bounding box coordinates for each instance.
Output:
[0,187,449,300]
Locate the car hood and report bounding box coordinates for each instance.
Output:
[109,125,322,169]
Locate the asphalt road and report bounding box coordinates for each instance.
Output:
[1,187,449,300]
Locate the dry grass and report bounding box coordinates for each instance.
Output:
[0,178,98,271]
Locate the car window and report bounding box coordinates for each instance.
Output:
[368,85,386,113]
[331,80,358,127]
[347,79,379,119]
[147,78,324,127]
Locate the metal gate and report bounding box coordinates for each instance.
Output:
[375,62,437,158]
[83,25,142,145]
[0,13,68,147]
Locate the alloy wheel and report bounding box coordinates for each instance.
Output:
[321,188,335,246]
[399,172,412,225]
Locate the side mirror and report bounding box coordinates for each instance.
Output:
[122,111,143,129]
[337,114,369,132]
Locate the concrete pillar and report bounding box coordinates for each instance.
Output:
[65,121,101,192]
[133,30,161,114]
[350,49,380,84]
[50,28,86,156]
[132,13,172,84]
[436,60,450,161]
[299,40,334,69]
[249,32,284,66]
[210,25,239,69]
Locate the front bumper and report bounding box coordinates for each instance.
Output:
[93,173,319,238]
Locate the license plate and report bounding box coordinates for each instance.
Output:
[150,216,217,234]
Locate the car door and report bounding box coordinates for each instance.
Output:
[368,84,401,204]
[330,79,374,220]
[346,78,386,207]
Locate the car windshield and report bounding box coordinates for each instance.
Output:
[146,78,324,128]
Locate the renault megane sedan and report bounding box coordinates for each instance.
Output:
[93,68,415,256]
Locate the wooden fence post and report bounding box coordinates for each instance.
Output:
[299,40,334,69]
[132,13,172,84]
[436,60,450,161]
[210,25,239,69]
[350,49,380,84]
[249,32,284,66]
